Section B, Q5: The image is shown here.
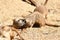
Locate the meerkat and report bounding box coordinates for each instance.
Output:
[13,11,46,28]
[13,0,48,27]
[29,0,48,18]
[12,1,48,27]
[13,0,60,28]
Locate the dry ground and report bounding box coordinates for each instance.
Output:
[0,0,60,40]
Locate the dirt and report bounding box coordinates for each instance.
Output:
[0,0,60,40]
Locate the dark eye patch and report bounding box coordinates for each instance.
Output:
[22,19,26,23]
[13,18,28,29]
[18,19,26,23]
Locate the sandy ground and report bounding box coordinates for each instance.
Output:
[0,0,60,40]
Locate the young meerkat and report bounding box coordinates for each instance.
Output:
[13,0,48,28]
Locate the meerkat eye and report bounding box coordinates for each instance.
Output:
[22,20,25,21]
[22,19,26,23]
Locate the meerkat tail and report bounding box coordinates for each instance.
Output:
[45,20,60,27]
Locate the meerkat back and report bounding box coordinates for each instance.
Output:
[34,5,48,18]
[33,11,46,26]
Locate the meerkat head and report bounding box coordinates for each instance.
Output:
[13,18,26,26]
[13,16,32,29]
[13,17,27,29]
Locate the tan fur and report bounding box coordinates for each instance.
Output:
[34,5,48,18]
[28,0,48,18]
[13,0,48,27]
[23,11,46,27]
